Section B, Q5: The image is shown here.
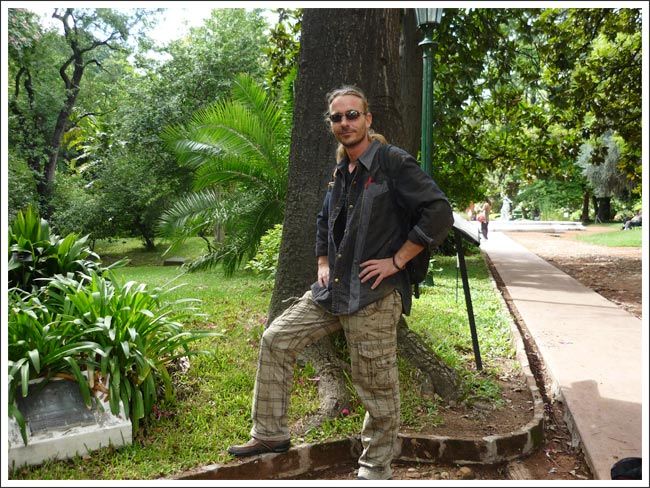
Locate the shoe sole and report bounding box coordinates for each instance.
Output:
[227,442,290,457]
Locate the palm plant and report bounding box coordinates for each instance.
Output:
[159,73,293,275]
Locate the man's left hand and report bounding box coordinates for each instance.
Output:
[359,258,398,289]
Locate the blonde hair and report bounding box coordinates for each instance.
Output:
[325,85,388,163]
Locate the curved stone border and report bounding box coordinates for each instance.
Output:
[169,256,545,480]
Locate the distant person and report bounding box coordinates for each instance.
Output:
[478,199,491,239]
[466,201,477,221]
[500,195,512,221]
[622,210,642,230]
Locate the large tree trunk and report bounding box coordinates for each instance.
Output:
[269,8,460,427]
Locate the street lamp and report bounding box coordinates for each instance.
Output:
[415,8,443,177]
[414,8,483,370]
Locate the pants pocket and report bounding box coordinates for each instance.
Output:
[355,339,397,389]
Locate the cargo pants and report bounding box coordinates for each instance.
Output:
[250,289,402,480]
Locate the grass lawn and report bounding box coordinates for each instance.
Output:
[576,224,642,247]
[10,240,516,480]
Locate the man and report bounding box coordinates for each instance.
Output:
[228,85,453,480]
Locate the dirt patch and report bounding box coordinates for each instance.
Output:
[293,225,641,480]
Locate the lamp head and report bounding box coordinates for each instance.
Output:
[415,8,443,28]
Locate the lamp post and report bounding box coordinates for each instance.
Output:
[415,8,443,177]
[414,9,483,370]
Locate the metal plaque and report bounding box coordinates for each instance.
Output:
[17,380,96,434]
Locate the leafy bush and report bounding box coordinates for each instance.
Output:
[7,207,219,445]
[514,178,584,220]
[49,174,104,240]
[8,288,103,445]
[245,223,283,279]
[8,271,219,445]
[8,206,123,292]
[8,149,38,223]
[43,272,217,430]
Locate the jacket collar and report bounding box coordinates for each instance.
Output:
[335,140,381,176]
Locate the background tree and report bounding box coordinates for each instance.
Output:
[535,8,642,191]
[8,8,271,248]
[264,8,303,94]
[97,8,269,248]
[576,131,634,222]
[8,8,153,216]
[426,8,641,214]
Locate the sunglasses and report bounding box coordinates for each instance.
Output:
[328,110,366,123]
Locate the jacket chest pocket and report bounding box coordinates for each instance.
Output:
[361,181,390,216]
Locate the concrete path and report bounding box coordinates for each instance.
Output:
[480,231,643,480]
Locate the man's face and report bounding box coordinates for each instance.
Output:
[328,95,372,149]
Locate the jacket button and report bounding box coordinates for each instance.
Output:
[334,278,339,283]
[349,204,353,209]
[337,254,342,259]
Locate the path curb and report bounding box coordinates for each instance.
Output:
[169,259,545,480]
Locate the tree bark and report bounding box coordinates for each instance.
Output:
[269,8,460,429]
[580,189,591,223]
[596,196,611,223]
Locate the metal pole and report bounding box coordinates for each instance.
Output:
[454,228,483,370]
[419,24,434,178]
[419,24,435,287]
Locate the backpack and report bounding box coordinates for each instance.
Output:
[376,144,431,298]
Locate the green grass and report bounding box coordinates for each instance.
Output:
[576,226,642,247]
[10,244,517,480]
[94,236,208,266]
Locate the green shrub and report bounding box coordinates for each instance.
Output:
[514,179,584,220]
[245,223,283,279]
[8,288,104,445]
[8,206,123,292]
[41,271,219,432]
[49,174,105,239]
[8,271,220,445]
[7,207,219,445]
[8,149,39,223]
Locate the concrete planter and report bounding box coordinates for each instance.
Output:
[8,378,132,469]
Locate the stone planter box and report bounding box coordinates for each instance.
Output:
[8,378,132,469]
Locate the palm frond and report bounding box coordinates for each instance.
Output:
[158,74,292,275]
[232,74,289,152]
[157,189,223,239]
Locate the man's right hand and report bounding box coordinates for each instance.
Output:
[317,257,329,287]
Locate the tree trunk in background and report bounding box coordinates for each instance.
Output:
[596,196,612,223]
[581,189,591,223]
[268,8,460,428]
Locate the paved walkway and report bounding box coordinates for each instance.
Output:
[480,230,643,480]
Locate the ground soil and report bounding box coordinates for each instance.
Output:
[295,224,641,481]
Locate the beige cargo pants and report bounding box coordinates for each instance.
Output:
[250,289,402,480]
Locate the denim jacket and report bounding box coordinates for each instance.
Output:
[311,140,453,316]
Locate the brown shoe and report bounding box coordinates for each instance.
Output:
[227,437,291,457]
